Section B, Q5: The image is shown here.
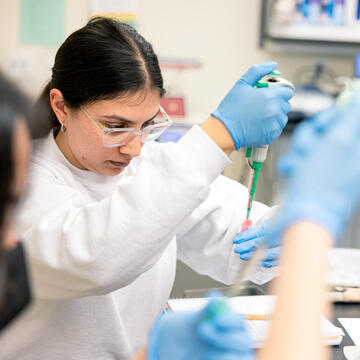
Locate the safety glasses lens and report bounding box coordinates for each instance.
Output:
[103,132,135,147]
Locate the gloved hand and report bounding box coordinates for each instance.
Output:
[271,93,360,242]
[211,62,294,150]
[233,221,281,267]
[276,106,337,177]
[147,298,255,360]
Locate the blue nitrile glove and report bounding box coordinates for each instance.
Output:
[211,61,294,150]
[147,298,255,360]
[271,93,360,242]
[276,106,337,177]
[233,221,281,267]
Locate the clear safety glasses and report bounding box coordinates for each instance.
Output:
[81,105,173,148]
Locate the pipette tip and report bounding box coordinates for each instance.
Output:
[241,219,253,232]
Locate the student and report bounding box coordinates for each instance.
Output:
[0,71,253,360]
[1,67,355,360]
[2,17,292,359]
[0,74,32,332]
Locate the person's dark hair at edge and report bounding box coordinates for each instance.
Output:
[0,73,31,244]
[33,16,166,138]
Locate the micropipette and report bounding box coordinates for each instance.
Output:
[207,72,295,320]
[243,71,295,226]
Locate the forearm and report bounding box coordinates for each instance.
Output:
[130,347,147,360]
[259,222,332,360]
[200,116,235,156]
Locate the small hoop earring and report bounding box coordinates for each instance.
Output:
[61,123,67,133]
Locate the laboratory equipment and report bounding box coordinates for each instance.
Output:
[260,0,360,54]
[243,72,295,227]
[211,62,293,150]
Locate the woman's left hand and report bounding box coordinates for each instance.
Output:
[233,221,281,267]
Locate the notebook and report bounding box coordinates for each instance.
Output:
[168,295,344,348]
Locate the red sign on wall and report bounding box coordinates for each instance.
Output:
[160,97,185,117]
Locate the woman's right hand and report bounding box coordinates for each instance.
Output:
[210,62,294,150]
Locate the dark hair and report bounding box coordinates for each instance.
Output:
[0,73,31,233]
[34,17,165,137]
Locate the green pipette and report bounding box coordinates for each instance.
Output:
[245,71,295,220]
[245,147,266,220]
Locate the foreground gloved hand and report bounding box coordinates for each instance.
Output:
[147,298,255,360]
[211,61,294,149]
[233,221,281,267]
[276,106,336,177]
[271,92,360,241]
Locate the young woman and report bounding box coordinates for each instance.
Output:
[2,17,293,359]
[0,70,257,360]
[1,57,356,360]
[0,64,354,360]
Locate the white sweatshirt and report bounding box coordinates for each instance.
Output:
[0,126,271,360]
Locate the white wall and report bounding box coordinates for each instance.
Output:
[0,0,354,109]
[0,1,89,97]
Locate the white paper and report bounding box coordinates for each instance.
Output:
[248,266,279,285]
[344,346,360,360]
[169,295,344,348]
[245,206,280,285]
[246,317,343,349]
[169,295,276,314]
[328,248,360,287]
[339,318,360,346]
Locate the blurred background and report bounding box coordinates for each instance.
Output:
[1,0,359,296]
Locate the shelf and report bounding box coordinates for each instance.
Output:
[269,24,360,43]
[159,57,202,70]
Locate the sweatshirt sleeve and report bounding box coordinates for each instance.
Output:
[176,174,276,285]
[16,126,231,299]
